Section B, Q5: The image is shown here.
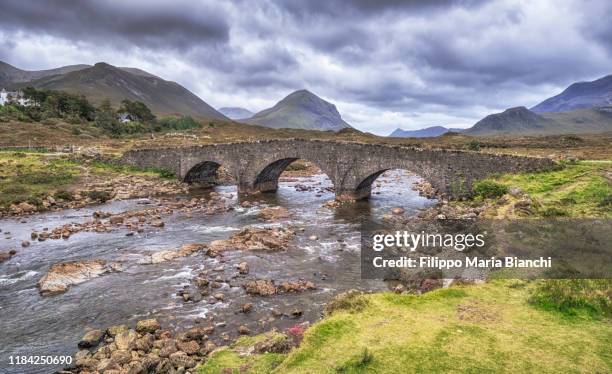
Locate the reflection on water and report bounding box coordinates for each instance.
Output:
[0,170,434,373]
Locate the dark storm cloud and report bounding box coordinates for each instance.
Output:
[0,0,229,51]
[1,0,611,133]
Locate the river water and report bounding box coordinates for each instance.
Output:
[0,170,434,373]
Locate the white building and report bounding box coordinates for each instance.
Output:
[0,88,31,106]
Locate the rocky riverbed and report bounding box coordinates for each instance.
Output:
[0,170,436,374]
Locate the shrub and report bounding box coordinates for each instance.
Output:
[85,190,112,202]
[472,180,508,199]
[467,140,481,151]
[54,190,74,201]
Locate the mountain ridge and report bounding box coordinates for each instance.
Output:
[8,62,227,120]
[531,74,612,113]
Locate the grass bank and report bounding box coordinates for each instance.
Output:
[0,151,172,212]
[473,160,612,218]
[197,281,611,373]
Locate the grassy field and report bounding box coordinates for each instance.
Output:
[0,151,170,212]
[197,281,611,374]
[475,161,612,218]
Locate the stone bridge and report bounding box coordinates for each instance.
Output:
[121,139,555,200]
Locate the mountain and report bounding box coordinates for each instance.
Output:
[243,89,352,131]
[464,106,612,136]
[531,74,612,113]
[17,62,227,120]
[389,126,463,138]
[464,107,552,136]
[0,61,89,87]
[218,107,253,120]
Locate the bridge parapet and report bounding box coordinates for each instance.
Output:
[121,139,557,200]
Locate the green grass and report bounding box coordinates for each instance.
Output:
[197,332,288,374]
[529,279,611,318]
[480,161,612,218]
[265,281,611,373]
[0,151,173,211]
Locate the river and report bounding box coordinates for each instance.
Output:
[0,170,435,373]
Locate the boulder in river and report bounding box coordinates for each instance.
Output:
[136,319,161,334]
[37,260,123,296]
[140,243,206,264]
[0,249,17,264]
[244,279,277,296]
[258,206,292,221]
[208,226,294,254]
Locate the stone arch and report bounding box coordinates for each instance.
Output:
[350,164,437,201]
[251,157,336,193]
[183,160,223,185]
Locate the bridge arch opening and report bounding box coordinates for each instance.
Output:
[355,169,436,203]
[253,158,333,194]
[184,161,233,187]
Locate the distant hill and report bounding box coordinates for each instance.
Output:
[0,61,89,87]
[531,74,612,113]
[218,107,254,120]
[389,126,464,138]
[464,107,553,136]
[464,106,612,136]
[15,62,227,120]
[243,89,352,131]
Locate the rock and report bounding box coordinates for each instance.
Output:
[391,207,405,215]
[238,325,250,335]
[79,329,105,348]
[37,260,122,295]
[279,280,316,293]
[241,303,253,313]
[151,220,165,228]
[213,292,225,301]
[290,308,303,318]
[110,350,132,365]
[31,232,38,240]
[0,250,16,264]
[21,240,30,248]
[97,358,121,372]
[136,319,161,334]
[135,334,155,352]
[142,243,206,264]
[169,351,196,369]
[177,340,200,355]
[393,284,405,294]
[244,279,277,296]
[158,340,178,358]
[106,324,128,337]
[258,206,291,221]
[115,330,138,351]
[508,187,523,197]
[308,235,318,241]
[237,261,249,275]
[109,216,124,225]
[208,226,294,254]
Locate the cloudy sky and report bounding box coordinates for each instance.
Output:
[1,0,611,135]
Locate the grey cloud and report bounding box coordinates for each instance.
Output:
[0,0,230,51]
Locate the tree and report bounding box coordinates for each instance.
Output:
[119,99,156,123]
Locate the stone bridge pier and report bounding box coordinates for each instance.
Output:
[121,139,556,201]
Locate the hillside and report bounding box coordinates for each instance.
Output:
[464,107,551,136]
[464,106,612,136]
[0,61,89,87]
[243,90,352,131]
[14,62,227,120]
[531,74,612,113]
[218,107,253,120]
[389,126,464,138]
